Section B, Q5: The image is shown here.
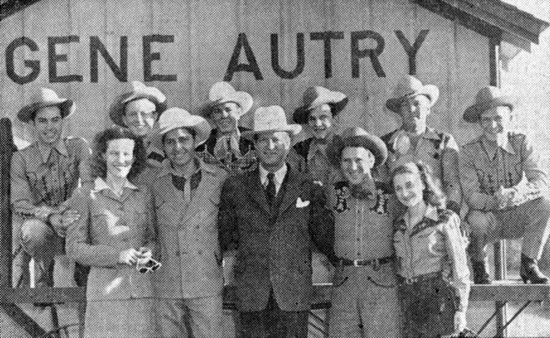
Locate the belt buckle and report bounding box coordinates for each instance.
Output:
[372,259,381,271]
[405,278,415,285]
[353,259,360,267]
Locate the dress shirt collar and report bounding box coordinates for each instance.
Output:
[37,139,69,163]
[259,163,288,191]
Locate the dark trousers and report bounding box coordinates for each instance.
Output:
[239,290,308,338]
[399,276,457,338]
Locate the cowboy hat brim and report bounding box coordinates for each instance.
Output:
[293,96,349,124]
[17,99,75,123]
[463,96,515,123]
[241,124,302,139]
[150,116,212,150]
[198,91,253,118]
[385,85,439,113]
[327,133,388,168]
[109,89,168,127]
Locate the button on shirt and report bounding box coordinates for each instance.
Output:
[460,132,547,211]
[259,164,287,195]
[11,137,92,217]
[393,205,470,311]
[329,180,396,260]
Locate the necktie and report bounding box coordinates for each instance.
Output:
[265,172,276,204]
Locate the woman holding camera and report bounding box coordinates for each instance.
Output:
[66,127,158,338]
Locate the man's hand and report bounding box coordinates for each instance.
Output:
[34,206,56,222]
[494,186,514,209]
[49,209,81,237]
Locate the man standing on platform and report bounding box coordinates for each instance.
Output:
[461,86,550,284]
[109,81,168,173]
[149,108,227,337]
[382,75,462,215]
[11,88,91,289]
[218,106,336,338]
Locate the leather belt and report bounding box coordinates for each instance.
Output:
[397,271,442,285]
[339,256,394,270]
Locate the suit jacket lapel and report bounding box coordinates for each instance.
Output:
[278,166,302,216]
[246,168,271,214]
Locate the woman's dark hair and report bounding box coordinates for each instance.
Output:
[391,161,447,209]
[89,126,146,182]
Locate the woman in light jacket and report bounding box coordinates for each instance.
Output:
[66,127,157,338]
[391,161,470,337]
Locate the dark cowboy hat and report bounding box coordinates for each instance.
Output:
[109,81,168,126]
[463,86,515,123]
[198,81,253,117]
[385,75,439,113]
[293,86,349,124]
[17,88,75,123]
[327,127,388,168]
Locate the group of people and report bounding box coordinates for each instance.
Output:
[9,74,550,338]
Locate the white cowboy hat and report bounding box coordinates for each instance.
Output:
[242,106,302,138]
[199,82,253,117]
[17,88,75,123]
[293,86,348,124]
[109,81,167,126]
[151,107,212,149]
[463,86,515,123]
[385,75,439,113]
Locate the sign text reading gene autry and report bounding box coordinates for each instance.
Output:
[6,30,429,84]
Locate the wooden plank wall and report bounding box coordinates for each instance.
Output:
[0,0,489,147]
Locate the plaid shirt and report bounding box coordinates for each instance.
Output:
[11,137,92,217]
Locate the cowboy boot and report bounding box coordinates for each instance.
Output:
[520,253,549,284]
[471,259,491,284]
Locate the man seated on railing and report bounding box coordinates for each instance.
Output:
[10,88,91,290]
[461,86,550,284]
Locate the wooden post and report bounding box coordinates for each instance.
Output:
[0,117,14,289]
[489,36,508,337]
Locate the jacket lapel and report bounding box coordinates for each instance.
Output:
[278,166,303,216]
[246,169,271,214]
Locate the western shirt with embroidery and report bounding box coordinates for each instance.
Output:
[11,137,92,217]
[196,127,257,176]
[393,206,470,311]
[329,180,397,260]
[460,132,547,211]
[382,128,462,211]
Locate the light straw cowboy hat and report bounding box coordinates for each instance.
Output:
[327,127,388,168]
[199,82,253,117]
[385,75,439,113]
[109,81,167,126]
[242,106,302,138]
[151,107,212,149]
[17,88,75,123]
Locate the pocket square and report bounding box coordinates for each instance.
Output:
[296,197,310,208]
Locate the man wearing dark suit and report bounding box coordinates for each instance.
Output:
[219,105,336,338]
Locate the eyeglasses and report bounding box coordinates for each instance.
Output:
[136,258,162,274]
